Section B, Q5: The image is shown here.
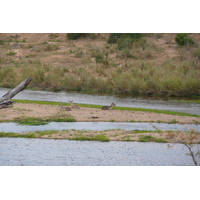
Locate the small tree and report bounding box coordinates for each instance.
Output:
[166,130,200,166]
[67,33,86,40]
[175,33,194,46]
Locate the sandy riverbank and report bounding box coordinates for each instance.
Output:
[1,102,200,124]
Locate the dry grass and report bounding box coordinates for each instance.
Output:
[0,33,200,97]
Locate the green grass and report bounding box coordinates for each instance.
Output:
[69,134,110,142]
[0,132,36,138]
[1,115,76,125]
[6,51,16,56]
[13,117,49,125]
[138,135,167,143]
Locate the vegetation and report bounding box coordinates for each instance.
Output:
[1,115,76,125]
[175,33,194,46]
[166,130,200,165]
[138,135,167,143]
[67,33,86,40]
[0,33,200,98]
[12,99,200,118]
[68,134,110,142]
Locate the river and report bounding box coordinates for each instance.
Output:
[0,87,199,115]
[0,138,197,166]
[1,88,199,166]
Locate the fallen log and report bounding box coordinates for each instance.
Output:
[0,77,32,109]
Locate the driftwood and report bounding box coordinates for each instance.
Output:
[0,77,32,109]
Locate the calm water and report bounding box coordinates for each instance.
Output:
[0,122,200,133]
[0,88,199,115]
[0,138,197,166]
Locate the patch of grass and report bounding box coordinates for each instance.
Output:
[138,135,167,143]
[6,51,16,56]
[44,44,59,51]
[69,134,110,142]
[13,117,48,125]
[168,119,178,124]
[10,115,76,125]
[0,132,36,138]
[35,130,58,137]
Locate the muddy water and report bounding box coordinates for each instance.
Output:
[0,138,197,166]
[0,88,199,115]
[0,122,200,133]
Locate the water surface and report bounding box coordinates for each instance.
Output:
[0,138,197,166]
[0,122,200,133]
[0,88,199,115]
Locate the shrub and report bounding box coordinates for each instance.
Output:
[44,44,59,51]
[107,33,143,44]
[7,51,16,56]
[175,33,194,46]
[194,48,200,60]
[67,33,86,40]
[107,33,123,44]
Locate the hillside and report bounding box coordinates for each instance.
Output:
[0,33,200,97]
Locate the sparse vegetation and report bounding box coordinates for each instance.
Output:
[6,51,16,56]
[2,115,76,125]
[138,135,167,143]
[166,130,200,165]
[67,33,86,40]
[69,134,110,142]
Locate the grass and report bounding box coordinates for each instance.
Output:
[68,134,110,142]
[138,135,167,143]
[0,132,36,138]
[6,51,16,56]
[1,34,200,98]
[13,117,49,125]
[3,115,76,125]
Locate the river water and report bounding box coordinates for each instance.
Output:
[0,122,200,133]
[1,88,199,166]
[0,87,199,115]
[0,138,197,166]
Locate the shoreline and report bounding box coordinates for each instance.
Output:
[1,129,200,144]
[0,101,200,144]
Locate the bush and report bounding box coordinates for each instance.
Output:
[175,33,194,46]
[44,44,59,51]
[107,33,143,44]
[67,33,86,40]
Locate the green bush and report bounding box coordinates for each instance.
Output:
[67,33,86,40]
[107,33,143,44]
[175,33,194,46]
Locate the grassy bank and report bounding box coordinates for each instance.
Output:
[13,99,200,118]
[0,129,199,144]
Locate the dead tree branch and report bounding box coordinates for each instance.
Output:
[0,77,32,109]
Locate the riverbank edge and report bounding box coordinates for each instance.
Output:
[13,99,200,118]
[0,129,200,144]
